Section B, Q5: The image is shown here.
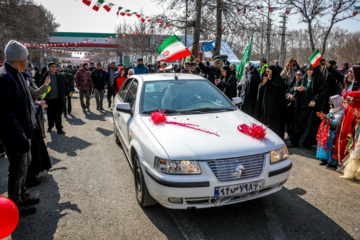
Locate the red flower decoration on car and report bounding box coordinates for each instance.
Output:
[238,124,267,140]
[150,111,219,136]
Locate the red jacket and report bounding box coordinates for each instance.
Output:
[114,67,127,93]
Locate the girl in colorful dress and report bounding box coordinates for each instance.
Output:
[316,95,345,170]
[340,91,360,182]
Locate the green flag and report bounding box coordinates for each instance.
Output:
[236,35,253,81]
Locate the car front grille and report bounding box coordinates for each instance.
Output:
[207,154,265,182]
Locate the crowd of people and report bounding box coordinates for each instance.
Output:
[0,39,359,217]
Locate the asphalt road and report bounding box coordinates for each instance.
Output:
[1,91,359,240]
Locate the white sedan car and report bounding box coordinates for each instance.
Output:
[113,73,292,209]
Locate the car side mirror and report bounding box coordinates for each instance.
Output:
[232,97,242,105]
[116,103,133,116]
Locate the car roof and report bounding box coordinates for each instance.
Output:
[134,73,207,82]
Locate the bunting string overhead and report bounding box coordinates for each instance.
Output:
[235,4,360,15]
[80,0,172,30]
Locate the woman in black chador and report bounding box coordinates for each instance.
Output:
[256,65,286,139]
[241,62,261,118]
[289,65,327,149]
[220,65,237,100]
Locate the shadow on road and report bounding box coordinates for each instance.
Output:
[65,114,86,126]
[11,171,81,240]
[46,133,92,156]
[142,187,353,240]
[96,127,113,137]
[84,111,106,121]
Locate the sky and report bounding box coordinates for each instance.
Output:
[34,0,360,34]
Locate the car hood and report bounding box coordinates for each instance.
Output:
[140,110,285,160]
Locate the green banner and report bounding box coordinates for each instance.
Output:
[236,35,253,81]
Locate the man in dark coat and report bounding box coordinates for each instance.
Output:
[0,40,39,216]
[240,62,261,118]
[256,65,286,139]
[61,67,75,116]
[107,62,117,108]
[40,62,68,134]
[91,63,107,110]
[195,56,223,85]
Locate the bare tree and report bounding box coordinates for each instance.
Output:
[191,0,202,60]
[0,0,60,59]
[286,0,358,54]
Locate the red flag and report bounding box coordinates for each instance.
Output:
[141,18,146,22]
[82,0,92,6]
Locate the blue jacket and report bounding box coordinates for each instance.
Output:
[0,63,32,148]
[133,64,149,75]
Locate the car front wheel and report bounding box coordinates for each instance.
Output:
[134,154,156,207]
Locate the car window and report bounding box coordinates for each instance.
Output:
[119,78,133,101]
[141,80,236,113]
[124,80,138,108]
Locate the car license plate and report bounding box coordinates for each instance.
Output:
[214,180,264,198]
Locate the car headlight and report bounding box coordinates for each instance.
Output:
[155,157,201,174]
[270,146,289,164]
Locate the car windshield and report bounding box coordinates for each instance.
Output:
[140,80,236,114]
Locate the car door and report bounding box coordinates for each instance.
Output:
[114,78,133,146]
[118,80,139,152]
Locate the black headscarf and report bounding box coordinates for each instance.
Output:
[221,65,232,82]
[352,65,360,90]
[293,60,300,71]
[267,65,283,87]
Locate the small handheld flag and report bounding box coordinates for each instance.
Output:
[309,49,322,68]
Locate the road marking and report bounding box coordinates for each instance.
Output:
[168,210,205,240]
[263,198,287,240]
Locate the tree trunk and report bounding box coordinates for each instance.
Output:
[265,14,271,63]
[191,0,202,61]
[213,0,222,58]
[321,22,335,56]
[307,21,315,52]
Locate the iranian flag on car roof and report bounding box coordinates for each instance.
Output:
[156,35,192,62]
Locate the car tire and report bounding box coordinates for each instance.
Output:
[114,125,120,145]
[134,154,156,207]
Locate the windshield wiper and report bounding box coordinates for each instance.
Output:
[186,107,235,112]
[142,109,179,114]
